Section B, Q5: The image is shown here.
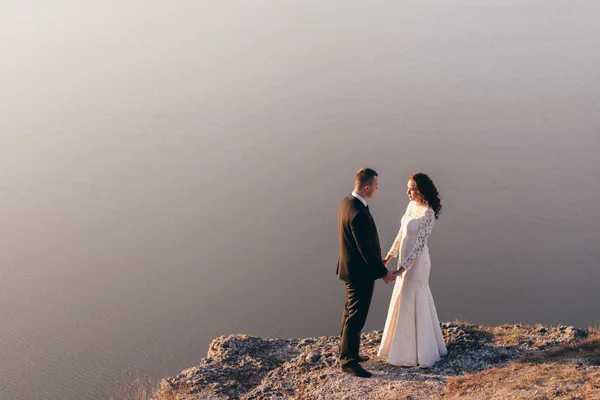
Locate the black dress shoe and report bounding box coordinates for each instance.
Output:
[341,363,372,378]
[358,354,370,362]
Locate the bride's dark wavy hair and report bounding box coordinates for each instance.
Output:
[409,173,442,219]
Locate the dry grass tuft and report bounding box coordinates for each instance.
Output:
[444,362,600,399]
[444,332,600,399]
[490,323,546,347]
[522,332,600,365]
[109,372,179,400]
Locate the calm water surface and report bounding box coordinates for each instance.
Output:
[1,1,599,399]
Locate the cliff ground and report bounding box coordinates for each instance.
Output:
[130,322,600,400]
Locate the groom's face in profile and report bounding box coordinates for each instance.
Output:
[364,176,379,199]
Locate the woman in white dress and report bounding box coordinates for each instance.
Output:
[377,173,448,368]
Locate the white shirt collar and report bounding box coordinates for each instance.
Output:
[351,191,367,207]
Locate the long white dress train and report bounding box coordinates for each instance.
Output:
[377,201,447,368]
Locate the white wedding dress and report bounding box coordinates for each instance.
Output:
[377,201,447,368]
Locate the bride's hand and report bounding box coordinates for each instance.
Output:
[382,256,391,267]
[383,270,395,283]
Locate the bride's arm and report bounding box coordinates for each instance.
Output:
[395,208,435,273]
[384,206,410,264]
[385,229,403,263]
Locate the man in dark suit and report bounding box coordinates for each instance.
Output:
[337,168,395,378]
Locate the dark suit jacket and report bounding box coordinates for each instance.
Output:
[336,195,388,282]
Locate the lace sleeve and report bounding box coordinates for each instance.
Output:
[398,208,435,271]
[387,229,403,259]
[387,203,410,259]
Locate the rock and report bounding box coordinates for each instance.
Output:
[564,326,583,338]
[306,351,321,363]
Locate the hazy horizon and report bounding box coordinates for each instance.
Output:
[1,1,600,399]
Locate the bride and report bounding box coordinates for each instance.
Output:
[378,172,448,368]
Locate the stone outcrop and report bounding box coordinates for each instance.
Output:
[154,322,589,399]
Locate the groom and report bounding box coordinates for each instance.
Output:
[337,168,395,378]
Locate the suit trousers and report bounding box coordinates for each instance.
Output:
[339,279,375,367]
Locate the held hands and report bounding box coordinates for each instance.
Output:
[382,255,396,283]
[382,270,396,283]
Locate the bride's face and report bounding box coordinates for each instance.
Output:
[407,180,419,202]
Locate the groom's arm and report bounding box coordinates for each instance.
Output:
[350,212,388,280]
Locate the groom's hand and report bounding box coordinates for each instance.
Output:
[382,270,395,283]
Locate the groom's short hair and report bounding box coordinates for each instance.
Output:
[355,168,378,187]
